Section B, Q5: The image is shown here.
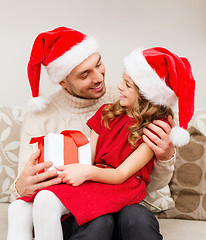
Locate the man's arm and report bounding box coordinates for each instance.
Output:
[15,150,61,197]
[10,127,62,201]
[142,115,176,190]
[147,151,175,191]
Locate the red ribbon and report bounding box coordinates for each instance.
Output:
[30,136,45,173]
[30,130,89,172]
[61,130,89,165]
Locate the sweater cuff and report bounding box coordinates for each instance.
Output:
[155,148,176,167]
[9,177,21,202]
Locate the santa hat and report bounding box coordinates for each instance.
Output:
[124,47,196,147]
[27,27,99,112]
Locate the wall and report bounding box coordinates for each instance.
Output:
[0,0,205,108]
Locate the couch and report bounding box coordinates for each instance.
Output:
[0,105,206,240]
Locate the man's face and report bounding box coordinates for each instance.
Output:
[60,53,106,99]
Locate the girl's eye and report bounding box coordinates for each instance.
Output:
[126,83,131,88]
[96,62,101,68]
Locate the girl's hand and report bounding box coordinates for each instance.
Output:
[56,164,92,186]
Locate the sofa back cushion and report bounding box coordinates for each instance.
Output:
[0,105,26,203]
[159,127,206,220]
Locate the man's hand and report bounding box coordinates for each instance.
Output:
[15,150,62,197]
[57,164,91,186]
[142,115,175,161]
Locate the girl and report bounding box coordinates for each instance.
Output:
[7,47,195,240]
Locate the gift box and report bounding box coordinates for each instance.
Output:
[30,130,91,173]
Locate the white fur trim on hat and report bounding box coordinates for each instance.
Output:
[27,95,49,112]
[124,49,177,107]
[46,36,99,84]
[169,126,190,147]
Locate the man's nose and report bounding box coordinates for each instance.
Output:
[92,69,104,83]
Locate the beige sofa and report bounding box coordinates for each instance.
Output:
[0,105,206,240]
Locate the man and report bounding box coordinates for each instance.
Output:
[10,27,175,240]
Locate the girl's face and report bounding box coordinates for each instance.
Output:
[118,72,138,114]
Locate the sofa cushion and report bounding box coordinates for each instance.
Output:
[0,202,9,239]
[191,109,206,136]
[159,127,206,220]
[141,184,175,213]
[0,105,26,203]
[158,218,206,240]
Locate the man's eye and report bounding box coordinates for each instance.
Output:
[81,73,88,79]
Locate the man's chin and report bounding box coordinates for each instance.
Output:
[89,89,106,99]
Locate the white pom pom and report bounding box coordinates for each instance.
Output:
[169,126,190,147]
[27,95,49,112]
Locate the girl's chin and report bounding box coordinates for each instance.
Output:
[119,100,126,107]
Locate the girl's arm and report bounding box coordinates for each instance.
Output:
[88,143,154,184]
[57,141,154,186]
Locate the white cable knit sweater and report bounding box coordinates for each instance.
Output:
[10,85,174,202]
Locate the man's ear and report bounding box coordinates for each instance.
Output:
[59,80,66,88]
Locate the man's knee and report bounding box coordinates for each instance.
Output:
[91,214,114,231]
[67,214,114,240]
[87,214,114,240]
[117,204,162,240]
[118,204,156,227]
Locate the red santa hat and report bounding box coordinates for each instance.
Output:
[124,47,196,147]
[27,27,99,112]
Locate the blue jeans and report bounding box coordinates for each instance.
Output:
[112,204,163,240]
[62,214,113,240]
[62,204,162,240]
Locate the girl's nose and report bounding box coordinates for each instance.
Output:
[118,81,124,90]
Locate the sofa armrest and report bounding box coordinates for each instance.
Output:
[0,105,26,203]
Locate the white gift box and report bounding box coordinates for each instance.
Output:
[30,130,91,173]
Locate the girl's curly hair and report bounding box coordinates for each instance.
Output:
[102,86,174,149]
